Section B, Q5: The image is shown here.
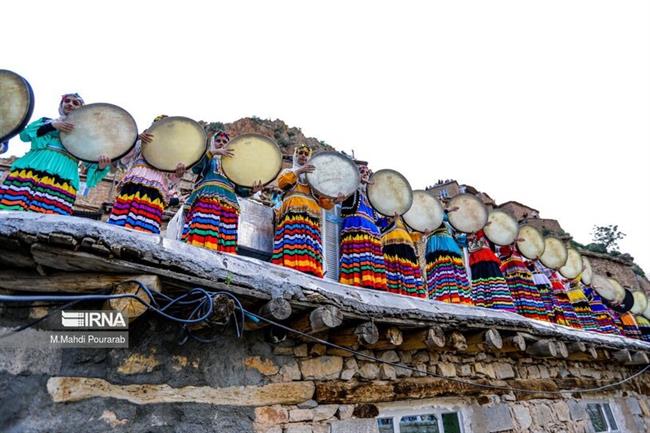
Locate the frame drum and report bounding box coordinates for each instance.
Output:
[631,290,648,315]
[0,69,34,143]
[607,278,627,305]
[447,194,488,234]
[367,169,413,216]
[581,256,593,285]
[220,134,283,187]
[484,210,519,246]
[642,301,650,320]
[403,190,444,233]
[517,225,545,260]
[539,236,568,270]
[306,151,360,198]
[559,248,583,279]
[61,103,138,162]
[592,274,618,301]
[143,116,207,172]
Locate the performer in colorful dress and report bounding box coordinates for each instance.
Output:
[181,129,260,253]
[339,163,387,290]
[545,267,582,328]
[633,315,650,342]
[424,215,472,305]
[107,115,185,234]
[616,311,643,340]
[272,144,341,277]
[527,260,556,320]
[498,245,547,320]
[0,93,110,215]
[377,214,426,298]
[467,230,516,312]
[566,279,599,331]
[582,284,619,334]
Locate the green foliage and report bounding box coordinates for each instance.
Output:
[584,243,608,254]
[591,224,626,253]
[632,264,646,277]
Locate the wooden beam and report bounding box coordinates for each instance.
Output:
[613,349,632,364]
[105,275,161,322]
[466,329,502,353]
[291,305,343,334]
[330,322,380,347]
[0,270,161,293]
[244,298,292,331]
[366,327,404,350]
[567,344,598,361]
[526,340,557,358]
[446,331,467,352]
[625,352,650,366]
[554,341,569,359]
[500,334,527,353]
[400,327,446,351]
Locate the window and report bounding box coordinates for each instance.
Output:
[377,411,463,433]
[586,403,619,432]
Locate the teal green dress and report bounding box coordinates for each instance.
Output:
[0,117,109,215]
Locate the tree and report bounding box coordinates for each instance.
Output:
[591,225,626,253]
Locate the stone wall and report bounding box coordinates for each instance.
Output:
[498,202,540,222]
[2,313,648,433]
[584,252,641,291]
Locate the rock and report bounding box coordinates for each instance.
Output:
[341,358,359,380]
[273,346,295,356]
[526,365,540,378]
[298,400,319,409]
[353,404,379,418]
[330,419,379,433]
[278,361,302,382]
[313,405,338,421]
[457,364,472,377]
[290,409,314,422]
[568,400,587,421]
[358,363,380,380]
[378,351,400,363]
[554,401,570,422]
[379,364,396,380]
[398,351,413,364]
[438,362,457,377]
[394,363,412,378]
[512,405,532,430]
[474,363,496,379]
[300,357,343,380]
[294,344,309,358]
[244,356,280,376]
[285,424,313,433]
[116,352,160,375]
[340,368,356,381]
[531,404,554,426]
[538,365,550,379]
[471,404,514,433]
[310,344,327,356]
[255,405,289,425]
[99,410,128,427]
[494,363,515,380]
[337,405,355,420]
[413,363,428,377]
[413,351,430,363]
[312,425,331,433]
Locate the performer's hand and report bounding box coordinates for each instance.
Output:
[447,206,460,213]
[53,121,74,133]
[335,193,346,204]
[175,163,186,177]
[296,164,315,175]
[252,180,263,194]
[98,155,110,170]
[215,147,234,157]
[139,132,154,144]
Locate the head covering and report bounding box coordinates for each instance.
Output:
[58,93,84,117]
[210,129,230,150]
[292,144,312,168]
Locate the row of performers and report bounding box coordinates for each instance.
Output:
[0,94,647,342]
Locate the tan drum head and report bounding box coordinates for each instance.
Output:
[367,169,413,216]
[484,210,519,246]
[61,103,138,162]
[539,237,568,270]
[581,256,593,285]
[631,291,648,315]
[306,151,360,198]
[221,134,282,187]
[447,194,488,234]
[607,278,626,304]
[0,69,34,143]
[517,225,545,260]
[592,274,618,301]
[403,190,444,233]
[143,116,207,172]
[559,248,583,279]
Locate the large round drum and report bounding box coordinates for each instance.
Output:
[0,69,34,143]
[559,248,583,279]
[367,169,413,216]
[61,103,138,162]
[607,287,634,313]
[484,210,519,246]
[631,290,649,315]
[220,134,282,187]
[447,194,488,234]
[306,151,360,198]
[539,237,568,270]
[143,116,207,172]
[581,256,593,285]
[403,190,444,233]
[592,274,618,301]
[607,278,627,305]
[516,225,545,260]
[642,302,650,320]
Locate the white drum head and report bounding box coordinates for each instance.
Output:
[516,225,545,260]
[221,134,283,187]
[539,237,568,270]
[306,151,360,198]
[366,169,413,216]
[592,274,617,301]
[143,116,207,172]
[631,291,648,315]
[559,248,583,279]
[447,194,488,234]
[403,190,444,233]
[484,210,519,246]
[642,302,650,320]
[607,278,626,304]
[581,256,593,285]
[61,103,138,162]
[0,69,34,143]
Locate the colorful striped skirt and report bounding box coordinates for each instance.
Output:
[383,243,425,298]
[0,167,76,215]
[634,315,650,342]
[532,273,555,322]
[500,256,547,320]
[182,196,239,253]
[549,277,582,329]
[425,251,472,305]
[567,286,599,331]
[584,287,619,335]
[272,211,324,277]
[618,312,643,340]
[339,230,387,290]
[107,182,165,234]
[469,250,516,313]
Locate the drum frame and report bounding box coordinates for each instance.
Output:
[306,150,360,199]
[484,209,519,246]
[221,133,283,188]
[366,169,413,217]
[143,116,207,172]
[61,102,138,163]
[0,70,35,143]
[539,236,568,270]
[446,193,488,234]
[403,189,444,233]
[516,225,545,260]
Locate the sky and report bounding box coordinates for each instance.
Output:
[4,1,650,272]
